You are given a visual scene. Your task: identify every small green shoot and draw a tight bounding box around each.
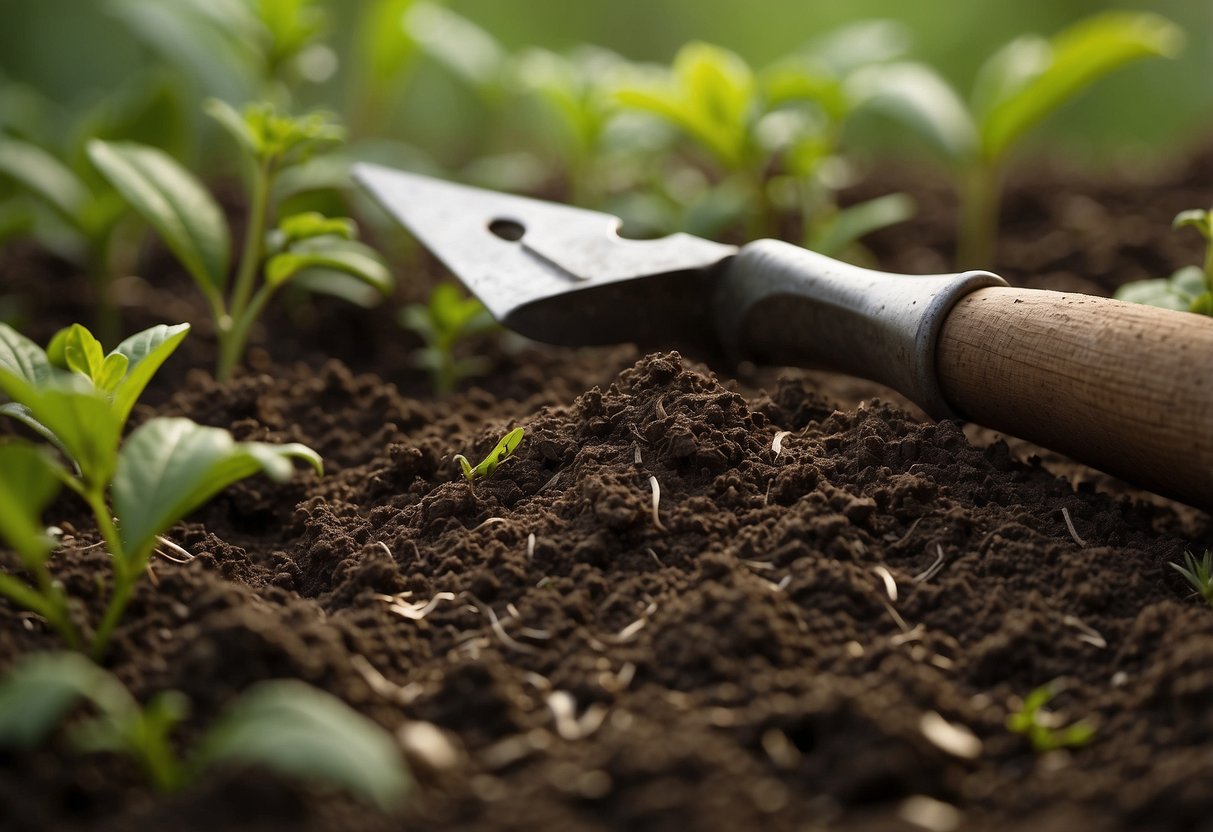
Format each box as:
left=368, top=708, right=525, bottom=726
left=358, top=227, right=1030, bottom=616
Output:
left=1170, top=550, right=1213, bottom=606
left=1006, top=682, right=1097, bottom=753
left=88, top=100, right=392, bottom=381
left=1115, top=208, right=1213, bottom=316
left=0, top=652, right=410, bottom=808
left=856, top=11, right=1182, bottom=266
left=400, top=283, right=498, bottom=396
left=0, top=322, right=322, bottom=657
left=454, top=427, right=524, bottom=482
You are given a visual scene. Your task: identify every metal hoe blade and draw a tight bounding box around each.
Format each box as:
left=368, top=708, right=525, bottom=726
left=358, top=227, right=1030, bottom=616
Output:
left=353, top=164, right=737, bottom=344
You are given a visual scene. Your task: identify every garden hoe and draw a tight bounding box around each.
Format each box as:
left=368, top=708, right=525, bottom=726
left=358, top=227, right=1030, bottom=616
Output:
left=354, top=165, right=1213, bottom=512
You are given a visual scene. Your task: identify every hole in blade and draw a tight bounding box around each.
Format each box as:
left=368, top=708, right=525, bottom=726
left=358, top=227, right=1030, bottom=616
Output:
left=488, top=218, right=525, bottom=241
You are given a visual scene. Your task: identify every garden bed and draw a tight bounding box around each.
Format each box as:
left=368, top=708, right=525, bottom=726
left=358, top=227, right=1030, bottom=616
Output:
left=1, top=145, right=1211, bottom=832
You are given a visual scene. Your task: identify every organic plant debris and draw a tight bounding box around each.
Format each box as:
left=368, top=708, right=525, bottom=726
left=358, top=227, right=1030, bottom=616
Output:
left=1, top=148, right=1211, bottom=831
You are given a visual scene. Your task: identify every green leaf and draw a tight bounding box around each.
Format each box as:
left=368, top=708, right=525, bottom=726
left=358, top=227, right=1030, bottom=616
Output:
left=458, top=427, right=524, bottom=481
left=0, top=370, right=122, bottom=487
left=808, top=193, right=915, bottom=257
left=87, top=140, right=231, bottom=293
left=62, top=324, right=106, bottom=382
left=96, top=353, right=130, bottom=394
left=197, top=679, right=411, bottom=810
left=1115, top=265, right=1206, bottom=313
left=356, top=0, right=420, bottom=85
left=405, top=2, right=505, bottom=93
left=1173, top=209, right=1212, bottom=239
left=0, top=323, right=54, bottom=387
left=0, top=136, right=91, bottom=230
left=0, top=653, right=124, bottom=750
left=111, top=418, right=321, bottom=564
left=0, top=441, right=63, bottom=566
left=276, top=212, right=356, bottom=245
left=848, top=62, right=978, bottom=161
left=203, top=98, right=257, bottom=160
left=975, top=12, right=1183, bottom=162
left=110, top=323, right=190, bottom=427
left=265, top=239, right=392, bottom=294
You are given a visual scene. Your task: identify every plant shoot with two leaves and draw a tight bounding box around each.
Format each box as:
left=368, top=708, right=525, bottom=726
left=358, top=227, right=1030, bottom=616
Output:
left=454, top=427, right=524, bottom=483
left=88, top=100, right=392, bottom=381
left=0, top=321, right=322, bottom=657
left=400, top=283, right=498, bottom=396
left=1115, top=208, right=1213, bottom=316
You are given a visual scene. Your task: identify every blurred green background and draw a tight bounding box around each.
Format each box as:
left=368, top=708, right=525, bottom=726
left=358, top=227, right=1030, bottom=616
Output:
left=2, top=0, right=1209, bottom=165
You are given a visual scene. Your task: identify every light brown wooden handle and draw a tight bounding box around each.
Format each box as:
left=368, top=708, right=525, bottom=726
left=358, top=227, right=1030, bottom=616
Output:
left=937, top=287, right=1213, bottom=511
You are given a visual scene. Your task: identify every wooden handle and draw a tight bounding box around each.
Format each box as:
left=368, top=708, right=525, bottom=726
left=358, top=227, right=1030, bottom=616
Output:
left=937, top=287, right=1213, bottom=511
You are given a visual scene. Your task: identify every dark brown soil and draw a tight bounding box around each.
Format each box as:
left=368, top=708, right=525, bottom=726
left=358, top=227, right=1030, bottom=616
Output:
left=1, top=144, right=1211, bottom=832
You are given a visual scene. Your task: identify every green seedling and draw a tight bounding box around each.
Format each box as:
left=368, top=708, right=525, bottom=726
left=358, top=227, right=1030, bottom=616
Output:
left=400, top=283, right=498, bottom=396
left=612, top=30, right=914, bottom=255
left=1006, top=681, right=1097, bottom=753
left=454, top=427, right=524, bottom=483
left=0, top=321, right=322, bottom=657
left=1170, top=549, right=1213, bottom=606
left=0, top=652, right=410, bottom=808
left=1115, top=208, right=1213, bottom=316
left=89, top=100, right=392, bottom=381
left=854, top=11, right=1182, bottom=266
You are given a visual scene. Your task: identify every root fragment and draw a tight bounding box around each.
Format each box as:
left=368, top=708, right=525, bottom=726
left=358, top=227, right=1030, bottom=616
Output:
left=873, top=565, right=898, bottom=601
left=527, top=532, right=536, bottom=559
left=1063, top=614, right=1106, bottom=648
left=154, top=535, right=195, bottom=564
left=375, top=591, right=456, bottom=620
left=648, top=476, right=666, bottom=531
left=771, top=431, right=792, bottom=458
left=913, top=545, right=947, bottom=583
left=1061, top=507, right=1087, bottom=547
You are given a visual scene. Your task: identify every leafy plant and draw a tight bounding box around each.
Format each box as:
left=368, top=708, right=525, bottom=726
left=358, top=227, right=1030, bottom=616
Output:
left=1115, top=208, right=1213, bottom=315
left=853, top=11, right=1182, bottom=266
left=400, top=283, right=498, bottom=396
left=1170, top=549, right=1213, bottom=606
left=454, top=427, right=524, bottom=482
left=1006, top=682, right=1096, bottom=753
left=88, top=100, right=392, bottom=381
left=0, top=321, right=322, bottom=656
left=0, top=652, right=411, bottom=808
left=612, top=31, right=914, bottom=255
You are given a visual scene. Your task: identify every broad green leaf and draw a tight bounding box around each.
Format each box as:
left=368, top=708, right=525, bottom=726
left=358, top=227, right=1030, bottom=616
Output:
left=848, top=62, right=977, bottom=162
left=203, top=98, right=257, bottom=160
left=62, top=325, right=106, bottom=382
left=0, top=136, right=90, bottom=229
left=808, top=193, right=916, bottom=258
left=198, top=679, right=411, bottom=810
left=976, top=12, right=1183, bottom=162
left=265, top=239, right=392, bottom=294
left=1173, top=209, right=1212, bottom=239
left=0, top=653, right=127, bottom=750
left=405, top=2, right=505, bottom=93
left=1115, top=265, right=1207, bottom=313
left=45, top=327, right=70, bottom=370
left=796, top=20, right=910, bottom=76
left=96, top=353, right=130, bottom=393
left=87, top=140, right=231, bottom=293
left=256, top=0, right=326, bottom=68
left=0, top=373, right=123, bottom=487
left=111, top=323, right=190, bottom=427
left=0, top=441, right=63, bottom=565
left=0, top=323, right=53, bottom=387
left=356, top=0, right=420, bottom=84
left=112, top=418, right=321, bottom=563
left=277, top=212, right=356, bottom=244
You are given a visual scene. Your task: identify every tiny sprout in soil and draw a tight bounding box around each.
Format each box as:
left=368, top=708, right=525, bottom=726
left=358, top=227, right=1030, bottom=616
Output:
left=87, top=100, right=392, bottom=382
left=454, top=427, right=524, bottom=482
left=1006, top=682, right=1097, bottom=753
left=1170, top=550, right=1213, bottom=606
left=0, top=652, right=410, bottom=808
left=0, top=321, right=321, bottom=657
left=1116, top=207, right=1213, bottom=315
left=400, top=283, right=499, bottom=396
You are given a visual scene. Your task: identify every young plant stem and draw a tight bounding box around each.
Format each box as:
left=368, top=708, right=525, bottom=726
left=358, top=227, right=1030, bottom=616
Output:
left=217, top=281, right=279, bottom=381
left=218, top=160, right=274, bottom=381
left=957, top=162, right=1001, bottom=269
left=83, top=487, right=135, bottom=659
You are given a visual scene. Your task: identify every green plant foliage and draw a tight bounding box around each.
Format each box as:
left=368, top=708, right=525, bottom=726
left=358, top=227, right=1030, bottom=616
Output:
left=856, top=11, right=1182, bottom=266
left=0, top=653, right=411, bottom=806
left=401, top=283, right=498, bottom=396
left=1170, top=550, right=1213, bottom=606
left=1006, top=682, right=1097, bottom=753
left=453, top=427, right=524, bottom=482
left=1115, top=208, right=1213, bottom=315
left=0, top=322, right=321, bottom=657
left=89, top=101, right=390, bottom=381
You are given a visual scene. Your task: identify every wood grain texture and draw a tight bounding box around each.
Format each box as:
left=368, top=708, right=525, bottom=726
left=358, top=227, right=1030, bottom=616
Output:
left=937, top=287, right=1213, bottom=511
